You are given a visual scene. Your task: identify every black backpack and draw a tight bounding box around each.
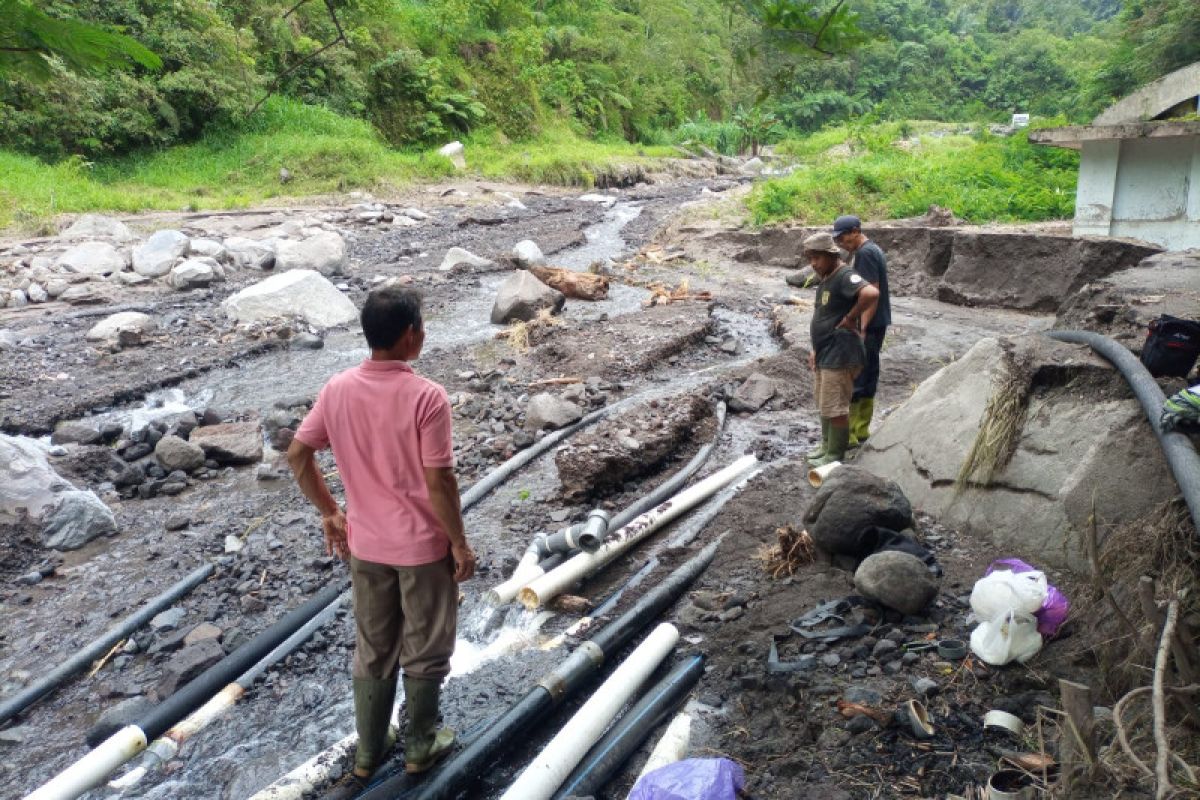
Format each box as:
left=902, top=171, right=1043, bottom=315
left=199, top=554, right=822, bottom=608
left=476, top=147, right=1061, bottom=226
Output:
left=1141, top=315, right=1200, bottom=378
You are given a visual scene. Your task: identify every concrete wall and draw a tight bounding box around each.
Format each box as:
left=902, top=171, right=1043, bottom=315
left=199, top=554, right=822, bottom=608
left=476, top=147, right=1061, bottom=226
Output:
left=1072, top=134, right=1200, bottom=250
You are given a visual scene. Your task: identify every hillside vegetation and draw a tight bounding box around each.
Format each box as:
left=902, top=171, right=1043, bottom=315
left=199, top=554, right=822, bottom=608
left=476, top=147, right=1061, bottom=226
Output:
left=0, top=0, right=1196, bottom=229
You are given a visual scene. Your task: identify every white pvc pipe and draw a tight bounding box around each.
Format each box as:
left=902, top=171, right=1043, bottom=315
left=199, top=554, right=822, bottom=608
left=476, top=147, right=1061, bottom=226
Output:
left=518, top=455, right=757, bottom=609
left=637, top=707, right=693, bottom=778
left=498, top=622, right=680, bottom=800
left=808, top=460, right=841, bottom=488
left=487, top=552, right=543, bottom=605
left=24, top=725, right=147, bottom=800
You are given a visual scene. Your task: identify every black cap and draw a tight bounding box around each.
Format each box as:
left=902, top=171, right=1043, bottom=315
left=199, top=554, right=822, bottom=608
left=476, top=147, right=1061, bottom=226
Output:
left=832, top=215, right=861, bottom=235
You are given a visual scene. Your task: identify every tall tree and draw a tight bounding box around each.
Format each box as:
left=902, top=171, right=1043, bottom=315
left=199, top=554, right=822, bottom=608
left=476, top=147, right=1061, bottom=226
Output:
left=0, top=0, right=160, bottom=80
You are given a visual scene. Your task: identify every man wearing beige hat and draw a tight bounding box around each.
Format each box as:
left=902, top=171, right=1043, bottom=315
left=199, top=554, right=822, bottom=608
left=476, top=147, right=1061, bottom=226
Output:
left=803, top=231, right=880, bottom=466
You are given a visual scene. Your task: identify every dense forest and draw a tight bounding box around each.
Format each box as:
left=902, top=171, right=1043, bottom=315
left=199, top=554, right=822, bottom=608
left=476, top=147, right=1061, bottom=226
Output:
left=2, top=0, right=1198, bottom=162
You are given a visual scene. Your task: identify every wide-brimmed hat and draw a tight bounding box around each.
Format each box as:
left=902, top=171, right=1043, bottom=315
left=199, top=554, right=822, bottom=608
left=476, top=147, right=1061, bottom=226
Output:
left=803, top=231, right=840, bottom=255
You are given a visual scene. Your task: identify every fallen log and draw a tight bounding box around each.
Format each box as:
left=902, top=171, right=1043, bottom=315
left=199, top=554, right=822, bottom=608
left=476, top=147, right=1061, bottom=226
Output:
left=530, top=265, right=610, bottom=300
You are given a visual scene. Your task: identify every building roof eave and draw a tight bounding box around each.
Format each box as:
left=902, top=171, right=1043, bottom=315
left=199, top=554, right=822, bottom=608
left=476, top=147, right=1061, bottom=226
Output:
left=1029, top=120, right=1200, bottom=150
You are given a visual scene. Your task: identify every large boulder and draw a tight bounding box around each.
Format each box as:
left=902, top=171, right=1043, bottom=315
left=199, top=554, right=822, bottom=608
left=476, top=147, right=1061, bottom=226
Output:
left=525, top=394, right=583, bottom=432
left=802, top=465, right=914, bottom=558
left=490, top=270, right=565, bottom=324
left=0, top=434, right=116, bottom=550
left=189, top=422, right=263, bottom=465
left=224, top=237, right=276, bottom=270
left=275, top=231, right=347, bottom=276
left=61, top=215, right=134, bottom=240
left=854, top=551, right=938, bottom=616
left=56, top=242, right=128, bottom=276
left=154, top=435, right=205, bottom=473
left=221, top=269, right=358, bottom=329
left=512, top=240, right=546, bottom=267
left=133, top=230, right=190, bottom=277
left=855, top=335, right=1179, bottom=569
left=85, top=311, right=158, bottom=344
left=728, top=373, right=777, bottom=413
left=188, top=238, right=227, bottom=261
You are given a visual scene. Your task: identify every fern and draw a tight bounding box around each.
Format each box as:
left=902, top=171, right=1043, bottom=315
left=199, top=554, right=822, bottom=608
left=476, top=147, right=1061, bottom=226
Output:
left=0, top=0, right=161, bottom=81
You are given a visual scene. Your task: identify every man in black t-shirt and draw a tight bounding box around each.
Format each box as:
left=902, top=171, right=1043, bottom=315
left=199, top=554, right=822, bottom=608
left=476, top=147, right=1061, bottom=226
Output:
left=832, top=215, right=891, bottom=446
left=804, top=232, right=880, bottom=467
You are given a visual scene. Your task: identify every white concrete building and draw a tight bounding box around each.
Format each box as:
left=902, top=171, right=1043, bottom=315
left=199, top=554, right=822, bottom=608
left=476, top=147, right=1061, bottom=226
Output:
left=1031, top=62, right=1200, bottom=251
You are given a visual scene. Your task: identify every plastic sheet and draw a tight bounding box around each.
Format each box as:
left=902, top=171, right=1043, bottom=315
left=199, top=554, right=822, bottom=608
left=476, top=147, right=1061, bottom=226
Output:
left=985, top=558, right=1069, bottom=637
left=627, top=757, right=745, bottom=800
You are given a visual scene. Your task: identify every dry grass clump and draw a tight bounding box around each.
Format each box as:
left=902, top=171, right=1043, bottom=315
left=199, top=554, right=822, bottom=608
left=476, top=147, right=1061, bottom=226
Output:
left=758, top=525, right=815, bottom=578
left=956, top=346, right=1033, bottom=491
left=495, top=308, right=563, bottom=353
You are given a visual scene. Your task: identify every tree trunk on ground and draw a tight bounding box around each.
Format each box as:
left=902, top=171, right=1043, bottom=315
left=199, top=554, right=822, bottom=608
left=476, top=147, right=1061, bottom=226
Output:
left=530, top=266, right=609, bottom=301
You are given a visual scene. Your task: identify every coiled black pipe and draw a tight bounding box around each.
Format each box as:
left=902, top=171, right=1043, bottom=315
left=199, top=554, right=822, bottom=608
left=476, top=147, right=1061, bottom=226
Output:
left=1047, top=330, right=1200, bottom=532
left=552, top=654, right=704, bottom=800
left=0, top=562, right=214, bottom=726
left=360, top=539, right=721, bottom=800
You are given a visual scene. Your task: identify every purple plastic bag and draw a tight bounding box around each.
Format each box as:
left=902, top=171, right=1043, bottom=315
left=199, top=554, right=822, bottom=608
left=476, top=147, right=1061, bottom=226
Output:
left=627, top=758, right=745, bottom=800
left=986, top=558, right=1069, bottom=637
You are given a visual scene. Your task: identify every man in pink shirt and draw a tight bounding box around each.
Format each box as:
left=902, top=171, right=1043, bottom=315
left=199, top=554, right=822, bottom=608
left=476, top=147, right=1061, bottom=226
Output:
left=287, top=285, right=475, bottom=789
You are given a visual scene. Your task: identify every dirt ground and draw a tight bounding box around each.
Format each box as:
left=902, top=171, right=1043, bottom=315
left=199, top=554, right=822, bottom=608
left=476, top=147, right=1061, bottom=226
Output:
left=0, top=173, right=1187, bottom=800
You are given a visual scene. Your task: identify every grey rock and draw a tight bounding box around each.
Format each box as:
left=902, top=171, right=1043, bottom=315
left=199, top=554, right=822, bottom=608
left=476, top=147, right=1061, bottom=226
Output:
left=291, top=332, right=324, bottom=350
left=438, top=140, right=466, bottom=170
left=27, top=283, right=47, bottom=303
left=168, top=257, right=218, bottom=290
left=188, top=238, right=227, bottom=261
left=151, top=607, right=186, bottom=631
left=42, top=491, right=117, bottom=550
left=275, top=231, right=347, bottom=276
left=86, top=696, right=155, bottom=747
left=803, top=465, right=914, bottom=557
left=525, top=393, right=583, bottom=432
left=240, top=595, right=267, bottom=614
left=165, top=514, right=190, bottom=531
left=491, top=270, right=565, bottom=324
left=50, top=421, right=102, bottom=446
left=133, top=230, right=190, bottom=277
left=854, top=551, right=938, bottom=616
left=871, top=639, right=899, bottom=659
left=440, top=246, right=492, bottom=272
left=0, top=724, right=30, bottom=746
left=62, top=215, right=134, bottom=240
left=56, top=242, right=128, bottom=276
left=845, top=714, right=877, bottom=735
left=157, top=639, right=225, bottom=697
left=222, top=270, right=358, bottom=329
left=512, top=240, right=546, bottom=267
left=728, top=372, right=777, bottom=413
left=85, top=311, right=158, bottom=344
left=912, top=677, right=939, bottom=697
left=8, top=289, right=27, bottom=307
left=189, top=421, right=263, bottom=465
left=223, top=237, right=276, bottom=270
left=154, top=435, right=206, bottom=473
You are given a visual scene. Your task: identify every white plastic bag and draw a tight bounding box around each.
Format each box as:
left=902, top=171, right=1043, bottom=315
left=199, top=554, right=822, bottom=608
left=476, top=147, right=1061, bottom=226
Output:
left=970, top=569, right=1048, bottom=619
left=970, top=609, right=1043, bottom=665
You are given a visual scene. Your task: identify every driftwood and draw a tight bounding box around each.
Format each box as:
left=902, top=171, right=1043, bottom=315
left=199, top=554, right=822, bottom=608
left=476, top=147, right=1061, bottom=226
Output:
left=529, top=265, right=609, bottom=300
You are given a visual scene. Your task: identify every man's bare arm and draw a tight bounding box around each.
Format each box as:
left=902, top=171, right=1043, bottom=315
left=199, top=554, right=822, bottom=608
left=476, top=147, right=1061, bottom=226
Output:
left=287, top=439, right=348, bottom=558
left=424, top=466, right=475, bottom=581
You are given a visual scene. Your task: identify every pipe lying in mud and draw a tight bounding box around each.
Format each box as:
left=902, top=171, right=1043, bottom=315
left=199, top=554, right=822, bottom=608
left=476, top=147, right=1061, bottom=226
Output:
left=363, top=539, right=722, bottom=800
left=1046, top=330, right=1200, bottom=532
left=108, top=591, right=348, bottom=792
left=0, top=562, right=214, bottom=727
left=518, top=454, right=758, bottom=610
left=486, top=401, right=728, bottom=606
left=24, top=582, right=346, bottom=800
left=552, top=653, right=704, bottom=800
left=637, top=706, right=694, bottom=779
left=500, top=622, right=681, bottom=800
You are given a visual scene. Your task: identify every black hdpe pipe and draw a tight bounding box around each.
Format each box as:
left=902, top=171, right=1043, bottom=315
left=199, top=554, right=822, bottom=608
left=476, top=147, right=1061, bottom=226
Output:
left=25, top=581, right=346, bottom=800
left=1047, top=330, right=1200, bottom=532
left=360, top=539, right=721, bottom=800
left=0, top=562, right=214, bottom=727
left=552, top=653, right=704, bottom=800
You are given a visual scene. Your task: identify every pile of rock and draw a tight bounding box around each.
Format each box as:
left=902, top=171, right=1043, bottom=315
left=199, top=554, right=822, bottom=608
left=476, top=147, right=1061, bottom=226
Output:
left=340, top=201, right=431, bottom=228
left=0, top=214, right=354, bottom=307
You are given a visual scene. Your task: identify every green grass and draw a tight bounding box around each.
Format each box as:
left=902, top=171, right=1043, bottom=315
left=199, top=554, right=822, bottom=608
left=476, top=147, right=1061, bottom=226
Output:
left=0, top=98, right=673, bottom=232
left=750, top=121, right=1079, bottom=226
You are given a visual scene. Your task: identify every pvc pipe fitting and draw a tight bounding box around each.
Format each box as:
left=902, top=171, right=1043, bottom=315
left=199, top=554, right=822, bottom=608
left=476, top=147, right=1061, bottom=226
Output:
left=904, top=700, right=934, bottom=739
left=937, top=639, right=967, bottom=660
left=987, top=769, right=1033, bottom=799
left=808, top=460, right=842, bottom=488
left=983, top=710, right=1025, bottom=737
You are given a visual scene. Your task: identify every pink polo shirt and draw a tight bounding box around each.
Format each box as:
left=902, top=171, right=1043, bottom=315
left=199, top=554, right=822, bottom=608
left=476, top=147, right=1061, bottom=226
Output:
left=294, top=359, right=455, bottom=566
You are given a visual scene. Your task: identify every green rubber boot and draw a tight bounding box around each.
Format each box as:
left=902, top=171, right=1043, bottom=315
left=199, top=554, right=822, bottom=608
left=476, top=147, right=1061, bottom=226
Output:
left=811, top=423, right=850, bottom=467
left=403, top=676, right=456, bottom=774
left=851, top=397, right=875, bottom=445
left=353, top=676, right=398, bottom=775
left=807, top=417, right=831, bottom=463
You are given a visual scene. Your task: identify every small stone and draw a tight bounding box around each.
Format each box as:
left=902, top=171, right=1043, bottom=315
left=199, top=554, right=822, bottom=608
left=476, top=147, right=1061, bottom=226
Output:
left=184, top=623, right=222, bottom=647
left=291, top=332, right=324, bottom=350
left=224, top=535, right=244, bottom=553
left=718, top=606, right=744, bottom=622
left=912, top=677, right=940, bottom=697
left=154, top=435, right=205, bottom=473
left=150, top=607, right=186, bottom=632
left=872, top=639, right=900, bottom=660
left=845, top=714, right=877, bottom=735
left=157, top=640, right=224, bottom=697
left=240, top=595, right=267, bottom=614
left=820, top=653, right=841, bottom=668
left=165, top=515, right=190, bottom=531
